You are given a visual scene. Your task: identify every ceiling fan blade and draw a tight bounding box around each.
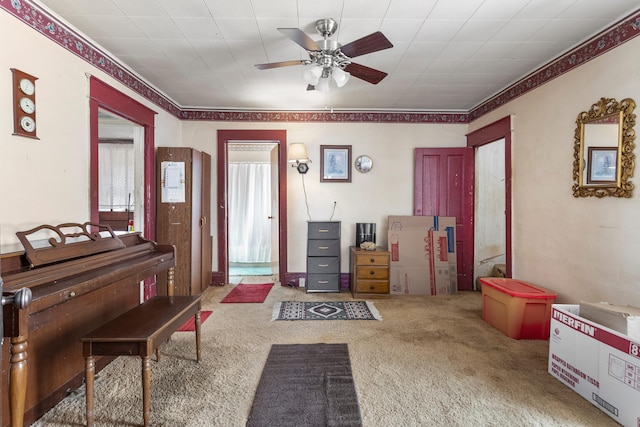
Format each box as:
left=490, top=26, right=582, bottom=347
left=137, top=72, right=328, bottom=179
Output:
left=278, top=28, right=321, bottom=51
left=344, top=63, right=388, bottom=85
left=340, top=31, right=393, bottom=58
left=254, top=60, right=306, bottom=70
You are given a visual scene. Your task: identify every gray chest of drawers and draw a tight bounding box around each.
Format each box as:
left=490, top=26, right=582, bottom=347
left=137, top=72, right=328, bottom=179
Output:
left=306, top=221, right=341, bottom=292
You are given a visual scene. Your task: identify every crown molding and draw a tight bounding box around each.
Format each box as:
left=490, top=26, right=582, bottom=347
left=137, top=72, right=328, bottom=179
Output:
left=3, top=2, right=639, bottom=124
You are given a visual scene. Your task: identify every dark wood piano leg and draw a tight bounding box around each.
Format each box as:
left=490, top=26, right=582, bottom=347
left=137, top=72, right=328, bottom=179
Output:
left=85, top=356, right=95, bottom=427
left=195, top=311, right=202, bottom=362
left=142, top=355, right=151, bottom=426
left=9, top=335, right=28, bottom=427
left=167, top=267, right=175, bottom=297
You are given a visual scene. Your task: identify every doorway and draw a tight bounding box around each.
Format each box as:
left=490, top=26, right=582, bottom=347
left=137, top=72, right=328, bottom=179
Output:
left=227, top=143, right=278, bottom=284
left=216, top=130, right=288, bottom=286
left=89, top=77, right=156, bottom=241
left=474, top=139, right=506, bottom=284
left=97, top=109, right=145, bottom=234
left=467, top=116, right=513, bottom=280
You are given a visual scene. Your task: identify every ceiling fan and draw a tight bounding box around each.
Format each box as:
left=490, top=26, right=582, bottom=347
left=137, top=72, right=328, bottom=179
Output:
left=255, top=18, right=393, bottom=92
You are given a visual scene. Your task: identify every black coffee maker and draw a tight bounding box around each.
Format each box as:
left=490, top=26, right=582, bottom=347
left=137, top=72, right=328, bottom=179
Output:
left=355, top=223, right=376, bottom=246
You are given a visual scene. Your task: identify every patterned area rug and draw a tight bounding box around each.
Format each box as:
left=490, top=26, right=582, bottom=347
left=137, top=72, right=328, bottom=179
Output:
left=272, top=301, right=382, bottom=321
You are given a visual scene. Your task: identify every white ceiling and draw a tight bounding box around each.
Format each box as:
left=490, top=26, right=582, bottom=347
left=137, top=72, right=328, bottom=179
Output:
left=36, top=0, right=640, bottom=112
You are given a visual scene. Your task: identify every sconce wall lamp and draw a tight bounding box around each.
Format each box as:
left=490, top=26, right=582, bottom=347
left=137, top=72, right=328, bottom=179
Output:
left=288, top=143, right=311, bottom=174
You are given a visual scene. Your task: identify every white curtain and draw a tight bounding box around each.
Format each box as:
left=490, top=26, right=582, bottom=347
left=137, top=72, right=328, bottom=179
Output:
left=98, top=142, right=134, bottom=211
left=228, top=163, right=272, bottom=263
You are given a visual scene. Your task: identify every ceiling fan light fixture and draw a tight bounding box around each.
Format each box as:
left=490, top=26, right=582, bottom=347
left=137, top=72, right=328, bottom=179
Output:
left=332, top=67, right=350, bottom=87
left=303, top=64, right=323, bottom=86
left=315, top=77, right=330, bottom=92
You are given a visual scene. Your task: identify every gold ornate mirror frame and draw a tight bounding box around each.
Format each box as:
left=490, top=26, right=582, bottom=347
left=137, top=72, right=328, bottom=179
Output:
left=573, top=97, right=636, bottom=198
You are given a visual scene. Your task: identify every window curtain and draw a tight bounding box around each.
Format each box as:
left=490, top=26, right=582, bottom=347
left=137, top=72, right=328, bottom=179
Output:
left=98, top=142, right=134, bottom=211
left=228, top=163, right=272, bottom=263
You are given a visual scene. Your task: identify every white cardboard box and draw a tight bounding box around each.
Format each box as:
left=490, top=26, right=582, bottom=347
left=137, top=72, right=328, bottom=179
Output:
left=548, top=304, right=640, bottom=427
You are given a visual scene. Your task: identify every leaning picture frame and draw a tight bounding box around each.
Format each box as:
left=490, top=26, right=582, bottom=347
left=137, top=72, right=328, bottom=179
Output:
left=320, top=145, right=352, bottom=182
left=587, top=147, right=618, bottom=184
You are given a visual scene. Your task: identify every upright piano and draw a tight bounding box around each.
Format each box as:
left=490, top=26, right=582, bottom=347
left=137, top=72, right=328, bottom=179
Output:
left=0, top=223, right=175, bottom=427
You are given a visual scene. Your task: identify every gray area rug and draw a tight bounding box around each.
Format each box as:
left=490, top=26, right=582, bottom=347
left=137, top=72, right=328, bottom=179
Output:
left=246, top=343, right=362, bottom=427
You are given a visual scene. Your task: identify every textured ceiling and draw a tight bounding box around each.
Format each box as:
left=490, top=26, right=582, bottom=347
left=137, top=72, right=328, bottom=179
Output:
left=36, top=0, right=640, bottom=112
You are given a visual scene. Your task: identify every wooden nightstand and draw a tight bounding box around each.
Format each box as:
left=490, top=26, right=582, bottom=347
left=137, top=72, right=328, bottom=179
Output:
left=349, top=246, right=390, bottom=298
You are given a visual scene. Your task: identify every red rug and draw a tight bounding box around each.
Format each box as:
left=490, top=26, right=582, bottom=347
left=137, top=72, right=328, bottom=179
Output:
left=221, top=283, right=273, bottom=303
left=177, top=310, right=212, bottom=332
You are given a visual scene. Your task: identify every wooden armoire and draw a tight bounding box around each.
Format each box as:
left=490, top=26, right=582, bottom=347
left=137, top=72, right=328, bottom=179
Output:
left=156, top=147, right=213, bottom=296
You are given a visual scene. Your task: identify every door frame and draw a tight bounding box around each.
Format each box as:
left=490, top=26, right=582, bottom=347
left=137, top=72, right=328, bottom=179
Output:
left=216, top=130, right=288, bottom=285
left=89, top=77, right=156, bottom=240
left=466, top=116, right=513, bottom=278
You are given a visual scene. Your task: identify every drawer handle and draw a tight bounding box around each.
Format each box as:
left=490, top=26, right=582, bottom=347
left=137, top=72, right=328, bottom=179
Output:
left=370, top=258, right=375, bottom=263
left=319, top=264, right=329, bottom=267
left=318, top=246, right=329, bottom=250
left=318, top=229, right=329, bottom=232
left=369, top=271, right=375, bottom=275
left=370, top=285, right=376, bottom=290
left=69, top=291, right=76, bottom=298
left=318, top=280, right=329, bottom=284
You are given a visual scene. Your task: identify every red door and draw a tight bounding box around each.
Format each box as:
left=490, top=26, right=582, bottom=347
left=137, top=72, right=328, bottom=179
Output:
left=414, top=148, right=474, bottom=291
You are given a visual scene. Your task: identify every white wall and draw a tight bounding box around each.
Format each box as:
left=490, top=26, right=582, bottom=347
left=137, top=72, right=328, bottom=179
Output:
left=181, top=121, right=468, bottom=273
left=468, top=36, right=640, bottom=305
left=0, top=11, right=181, bottom=248
left=4, top=6, right=640, bottom=307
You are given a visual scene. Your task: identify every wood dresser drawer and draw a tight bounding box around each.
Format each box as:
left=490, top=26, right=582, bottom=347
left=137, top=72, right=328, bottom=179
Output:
left=353, top=252, right=389, bottom=266
left=349, top=246, right=390, bottom=298
left=355, top=280, right=390, bottom=294
left=356, top=266, right=389, bottom=280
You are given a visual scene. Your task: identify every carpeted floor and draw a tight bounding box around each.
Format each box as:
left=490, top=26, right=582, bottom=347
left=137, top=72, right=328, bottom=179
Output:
left=247, top=343, right=362, bottom=427
left=33, top=284, right=619, bottom=427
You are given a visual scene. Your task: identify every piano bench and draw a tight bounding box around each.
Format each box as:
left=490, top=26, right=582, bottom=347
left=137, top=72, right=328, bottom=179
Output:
left=81, top=295, right=203, bottom=427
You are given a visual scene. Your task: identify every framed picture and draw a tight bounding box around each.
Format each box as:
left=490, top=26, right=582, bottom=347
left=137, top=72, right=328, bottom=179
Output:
left=320, top=145, right=351, bottom=182
left=587, top=147, right=617, bottom=184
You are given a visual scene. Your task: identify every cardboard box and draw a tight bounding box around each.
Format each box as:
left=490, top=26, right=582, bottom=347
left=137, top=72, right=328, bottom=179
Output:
left=480, top=278, right=557, bottom=339
left=579, top=301, right=640, bottom=340
left=387, top=216, right=456, bottom=295
left=427, top=229, right=451, bottom=295
left=433, top=216, right=458, bottom=293
left=389, top=265, right=428, bottom=294
left=549, top=304, right=640, bottom=427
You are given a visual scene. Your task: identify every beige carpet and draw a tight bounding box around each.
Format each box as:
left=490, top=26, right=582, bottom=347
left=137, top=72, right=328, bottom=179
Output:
left=34, top=285, right=617, bottom=427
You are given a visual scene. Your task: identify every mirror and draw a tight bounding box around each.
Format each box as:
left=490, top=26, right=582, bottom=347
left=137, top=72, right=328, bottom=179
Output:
left=573, top=97, right=636, bottom=198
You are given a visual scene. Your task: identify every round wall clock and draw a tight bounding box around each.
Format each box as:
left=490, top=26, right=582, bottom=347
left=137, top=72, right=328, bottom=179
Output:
left=20, top=97, right=35, bottom=114
left=19, top=78, right=35, bottom=96
left=355, top=155, right=373, bottom=173
left=20, top=116, right=36, bottom=133
left=11, top=68, right=38, bottom=138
